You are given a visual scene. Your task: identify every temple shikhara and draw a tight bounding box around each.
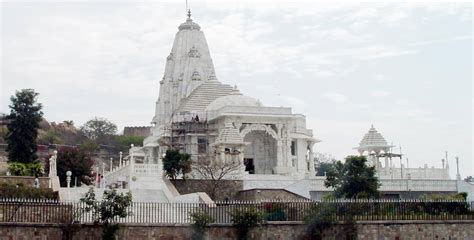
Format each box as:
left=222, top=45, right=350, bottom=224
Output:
left=82, top=11, right=469, bottom=203
left=143, top=11, right=318, bottom=177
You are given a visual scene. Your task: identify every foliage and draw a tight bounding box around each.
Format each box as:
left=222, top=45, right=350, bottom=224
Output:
left=304, top=202, right=336, bottom=240
left=0, top=125, right=8, bottom=140
left=37, top=128, right=64, bottom=145
left=230, top=207, right=265, bottom=240
left=325, top=155, right=380, bottom=199
left=114, top=135, right=144, bottom=152
left=190, top=211, right=215, bottom=240
left=316, top=161, right=336, bottom=176
left=46, top=147, right=94, bottom=187
left=78, top=139, right=99, bottom=153
left=6, top=89, right=43, bottom=164
left=81, top=188, right=132, bottom=240
left=80, top=117, right=117, bottom=141
left=8, top=162, right=43, bottom=176
left=418, top=192, right=468, bottom=201
left=263, top=203, right=287, bottom=221
left=0, top=182, right=58, bottom=199
left=163, top=149, right=192, bottom=180
left=191, top=157, right=242, bottom=199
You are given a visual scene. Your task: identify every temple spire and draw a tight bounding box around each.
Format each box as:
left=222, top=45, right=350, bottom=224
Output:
left=186, top=0, right=191, bottom=19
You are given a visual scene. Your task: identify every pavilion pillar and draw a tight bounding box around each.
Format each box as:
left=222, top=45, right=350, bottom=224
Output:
left=308, top=141, right=315, bottom=173
left=276, top=139, right=283, bottom=167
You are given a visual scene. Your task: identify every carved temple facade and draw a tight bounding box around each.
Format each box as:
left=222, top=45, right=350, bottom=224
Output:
left=141, top=13, right=319, bottom=178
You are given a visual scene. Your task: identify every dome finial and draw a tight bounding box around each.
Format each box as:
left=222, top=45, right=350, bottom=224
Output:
left=187, top=9, right=192, bottom=19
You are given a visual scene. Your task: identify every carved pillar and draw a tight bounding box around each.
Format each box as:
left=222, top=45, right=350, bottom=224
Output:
left=286, top=140, right=292, bottom=167
left=219, top=147, right=225, bottom=162
left=276, top=139, right=283, bottom=167
left=308, top=141, right=315, bottom=173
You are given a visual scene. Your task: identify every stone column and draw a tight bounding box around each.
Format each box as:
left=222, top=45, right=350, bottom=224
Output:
left=308, top=141, right=315, bottom=173
left=276, top=139, right=283, bottom=167
left=286, top=140, right=292, bottom=167
left=219, top=146, right=225, bottom=162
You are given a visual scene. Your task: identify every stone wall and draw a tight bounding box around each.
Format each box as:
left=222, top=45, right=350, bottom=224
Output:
left=358, top=221, right=474, bottom=240
left=171, top=179, right=243, bottom=200
left=0, top=176, right=50, bottom=189
left=123, top=126, right=151, bottom=137
left=1, top=221, right=473, bottom=240
left=236, top=189, right=308, bottom=201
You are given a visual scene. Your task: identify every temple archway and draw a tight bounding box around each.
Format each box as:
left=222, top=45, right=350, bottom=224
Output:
left=242, top=130, right=277, bottom=174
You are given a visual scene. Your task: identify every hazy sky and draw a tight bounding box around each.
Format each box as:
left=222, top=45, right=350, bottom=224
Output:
left=1, top=1, right=472, bottom=178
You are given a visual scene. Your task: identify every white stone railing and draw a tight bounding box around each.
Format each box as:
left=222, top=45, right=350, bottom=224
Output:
left=105, top=164, right=131, bottom=184
left=308, top=178, right=457, bottom=192
left=133, top=163, right=162, bottom=176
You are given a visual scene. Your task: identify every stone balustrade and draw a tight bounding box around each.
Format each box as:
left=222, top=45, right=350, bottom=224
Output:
left=133, top=164, right=162, bottom=176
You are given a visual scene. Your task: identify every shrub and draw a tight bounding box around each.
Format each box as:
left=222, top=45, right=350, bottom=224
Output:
left=263, top=203, right=286, bottom=221
left=230, top=207, right=265, bottom=240
left=304, top=202, right=336, bottom=240
left=80, top=188, right=132, bottom=240
left=190, top=211, right=215, bottom=240
left=8, top=162, right=43, bottom=176
left=0, top=182, right=58, bottom=199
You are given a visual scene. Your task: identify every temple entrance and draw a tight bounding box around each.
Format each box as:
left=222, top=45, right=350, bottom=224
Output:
left=243, top=130, right=277, bottom=174
left=244, top=158, right=255, bottom=174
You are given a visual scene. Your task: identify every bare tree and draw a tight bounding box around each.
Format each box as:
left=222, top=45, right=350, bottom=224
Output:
left=192, top=156, right=243, bottom=200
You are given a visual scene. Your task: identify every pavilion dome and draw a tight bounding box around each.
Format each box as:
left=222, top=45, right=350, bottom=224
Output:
left=205, top=95, right=262, bottom=112
left=358, top=125, right=389, bottom=149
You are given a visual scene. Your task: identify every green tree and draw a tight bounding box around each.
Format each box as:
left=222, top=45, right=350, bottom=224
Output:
left=80, top=117, right=117, bottom=141
left=6, top=89, right=43, bottom=163
left=114, top=135, right=144, bottom=152
left=325, top=155, right=380, bottom=199
left=316, top=161, right=336, bottom=176
left=47, top=147, right=94, bottom=187
left=81, top=188, right=132, bottom=240
left=163, top=149, right=191, bottom=180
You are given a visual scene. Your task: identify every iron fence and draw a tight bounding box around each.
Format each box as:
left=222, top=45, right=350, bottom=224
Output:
left=1, top=198, right=473, bottom=224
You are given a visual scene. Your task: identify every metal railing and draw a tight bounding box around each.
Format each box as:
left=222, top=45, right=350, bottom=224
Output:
left=1, top=198, right=473, bottom=224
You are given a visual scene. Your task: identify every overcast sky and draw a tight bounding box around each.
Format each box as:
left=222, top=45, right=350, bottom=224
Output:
left=1, top=1, right=472, bottom=178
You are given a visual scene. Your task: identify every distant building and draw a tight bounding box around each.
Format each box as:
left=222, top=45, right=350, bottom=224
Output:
left=123, top=126, right=151, bottom=138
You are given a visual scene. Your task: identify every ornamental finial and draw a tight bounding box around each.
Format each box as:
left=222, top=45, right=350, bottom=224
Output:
left=187, top=9, right=192, bottom=19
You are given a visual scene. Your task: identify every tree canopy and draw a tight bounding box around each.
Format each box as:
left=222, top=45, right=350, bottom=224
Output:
left=47, top=147, right=94, bottom=187
left=162, top=149, right=191, bottom=180
left=80, top=117, right=117, bottom=141
left=324, top=155, right=380, bottom=199
left=6, top=89, right=43, bottom=163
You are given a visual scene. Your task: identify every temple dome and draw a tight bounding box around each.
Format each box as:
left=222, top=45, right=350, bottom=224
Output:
left=178, top=18, right=201, bottom=31
left=206, top=95, right=262, bottom=112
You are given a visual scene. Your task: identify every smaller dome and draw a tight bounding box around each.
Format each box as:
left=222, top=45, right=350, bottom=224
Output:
left=206, top=95, right=262, bottom=112
left=178, top=19, right=201, bottom=31
left=359, top=125, right=389, bottom=148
